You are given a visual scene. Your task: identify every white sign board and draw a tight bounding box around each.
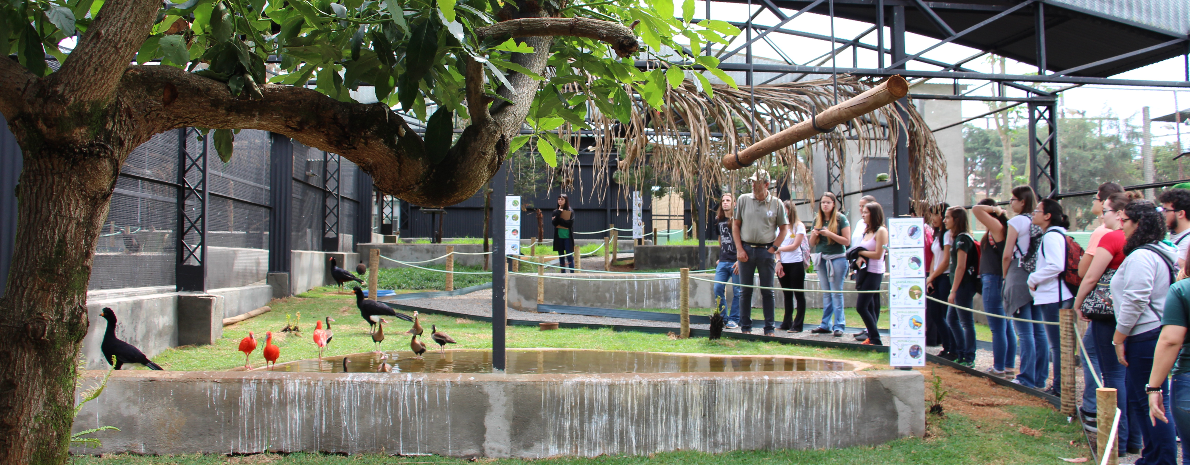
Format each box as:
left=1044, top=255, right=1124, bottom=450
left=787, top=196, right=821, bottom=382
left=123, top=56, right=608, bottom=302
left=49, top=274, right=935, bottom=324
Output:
left=632, top=191, right=643, bottom=239
left=888, top=248, right=926, bottom=278
left=888, top=217, right=926, bottom=367
left=888, top=218, right=926, bottom=249
left=505, top=196, right=521, bottom=255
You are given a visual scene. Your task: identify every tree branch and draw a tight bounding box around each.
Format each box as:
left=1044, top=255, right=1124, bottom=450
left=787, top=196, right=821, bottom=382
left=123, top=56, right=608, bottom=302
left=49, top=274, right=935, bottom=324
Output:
left=50, top=0, right=158, bottom=105
left=0, top=56, right=37, bottom=120
left=477, top=18, right=640, bottom=57
left=462, top=55, right=491, bottom=124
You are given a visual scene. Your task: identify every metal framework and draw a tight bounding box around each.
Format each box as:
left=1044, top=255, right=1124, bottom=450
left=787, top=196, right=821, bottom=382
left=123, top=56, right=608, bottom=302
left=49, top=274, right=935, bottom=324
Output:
left=322, top=152, right=341, bottom=251
left=1028, top=101, right=1059, bottom=198
left=177, top=128, right=208, bottom=292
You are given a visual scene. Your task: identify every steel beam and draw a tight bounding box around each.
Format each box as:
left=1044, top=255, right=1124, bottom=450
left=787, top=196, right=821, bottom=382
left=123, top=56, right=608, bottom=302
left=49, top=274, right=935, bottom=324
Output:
left=355, top=168, right=373, bottom=248
left=1028, top=102, right=1059, bottom=198
left=717, top=0, right=825, bottom=62
left=886, top=0, right=1034, bottom=70
left=1035, top=1, right=1046, bottom=74
left=268, top=133, right=292, bottom=274
left=707, top=62, right=1190, bottom=87
left=891, top=4, right=911, bottom=217
left=177, top=128, right=208, bottom=292
left=911, top=0, right=955, bottom=36
left=322, top=152, right=341, bottom=251
left=1054, top=38, right=1188, bottom=77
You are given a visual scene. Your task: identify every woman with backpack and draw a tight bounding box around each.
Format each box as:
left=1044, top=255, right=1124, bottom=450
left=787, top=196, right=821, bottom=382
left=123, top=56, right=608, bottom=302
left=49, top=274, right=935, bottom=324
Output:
left=925, top=202, right=957, bottom=359
left=853, top=202, right=888, bottom=346
left=776, top=199, right=808, bottom=332
left=1027, top=198, right=1075, bottom=396
left=945, top=206, right=979, bottom=367
left=1004, top=186, right=1047, bottom=389
left=1111, top=200, right=1178, bottom=464
left=972, top=198, right=1016, bottom=377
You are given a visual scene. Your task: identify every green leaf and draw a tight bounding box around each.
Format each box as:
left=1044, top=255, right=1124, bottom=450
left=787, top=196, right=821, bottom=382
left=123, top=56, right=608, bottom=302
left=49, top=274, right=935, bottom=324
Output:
left=544, top=132, right=577, bottom=155
left=423, top=105, right=454, bottom=164
left=682, top=0, right=694, bottom=23
left=702, top=19, right=740, bottom=36
left=160, top=35, right=190, bottom=66
left=611, top=86, right=632, bottom=123
left=708, top=66, right=737, bottom=89
left=694, top=72, right=713, bottom=98
left=384, top=0, right=407, bottom=33
left=437, top=0, right=456, bottom=23
left=213, top=128, right=235, bottom=163
left=210, top=2, right=234, bottom=42
left=482, top=59, right=515, bottom=93
left=665, top=66, right=684, bottom=89
left=638, top=20, right=660, bottom=50
left=370, top=30, right=396, bottom=67
left=45, top=6, right=76, bottom=36
left=350, top=25, right=365, bottom=60
left=508, top=134, right=531, bottom=153
left=399, top=18, right=440, bottom=109
left=192, top=2, right=214, bottom=34
left=492, top=38, right=534, bottom=54
left=556, top=106, right=589, bottom=129
left=18, top=25, right=45, bottom=77
left=536, top=138, right=557, bottom=167
left=488, top=57, right=543, bottom=80
left=535, top=117, right=564, bottom=131
left=136, top=36, right=161, bottom=64
left=654, top=0, right=673, bottom=21
left=695, top=55, right=719, bottom=68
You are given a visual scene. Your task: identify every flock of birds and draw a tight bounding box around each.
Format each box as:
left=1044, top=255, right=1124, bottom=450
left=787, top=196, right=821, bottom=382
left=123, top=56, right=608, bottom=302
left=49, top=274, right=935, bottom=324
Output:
left=97, top=257, right=458, bottom=372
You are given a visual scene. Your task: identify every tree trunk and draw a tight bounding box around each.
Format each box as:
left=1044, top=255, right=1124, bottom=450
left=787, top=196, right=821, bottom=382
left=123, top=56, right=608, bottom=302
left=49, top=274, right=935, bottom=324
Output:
left=0, top=147, right=121, bottom=464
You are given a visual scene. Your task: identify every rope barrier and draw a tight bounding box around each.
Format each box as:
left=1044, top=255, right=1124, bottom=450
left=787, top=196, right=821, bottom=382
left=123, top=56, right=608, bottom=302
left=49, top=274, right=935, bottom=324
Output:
left=1073, top=323, right=1102, bottom=389
left=383, top=257, right=494, bottom=275
left=451, top=250, right=493, bottom=255
left=379, top=253, right=453, bottom=265
left=1101, top=409, right=1122, bottom=465
left=688, top=275, right=884, bottom=294
left=508, top=272, right=679, bottom=282
left=573, top=228, right=614, bottom=235
left=507, top=255, right=714, bottom=275
left=924, top=295, right=1058, bottom=325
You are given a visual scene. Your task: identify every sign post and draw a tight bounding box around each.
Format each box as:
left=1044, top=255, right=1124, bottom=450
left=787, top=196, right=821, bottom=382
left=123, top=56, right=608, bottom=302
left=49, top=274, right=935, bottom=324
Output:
left=632, top=191, right=643, bottom=241
left=887, top=217, right=926, bottom=367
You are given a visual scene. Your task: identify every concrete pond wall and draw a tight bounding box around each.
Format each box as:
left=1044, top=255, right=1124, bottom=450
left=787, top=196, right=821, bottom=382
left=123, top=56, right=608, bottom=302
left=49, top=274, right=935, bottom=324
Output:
left=71, top=368, right=923, bottom=457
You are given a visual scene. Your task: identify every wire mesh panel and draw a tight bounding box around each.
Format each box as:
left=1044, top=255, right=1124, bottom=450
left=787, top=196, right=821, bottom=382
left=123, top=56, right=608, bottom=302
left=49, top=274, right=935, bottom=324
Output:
left=341, top=157, right=358, bottom=201
left=341, top=198, right=356, bottom=241
left=209, top=130, right=271, bottom=208
left=208, top=196, right=270, bottom=248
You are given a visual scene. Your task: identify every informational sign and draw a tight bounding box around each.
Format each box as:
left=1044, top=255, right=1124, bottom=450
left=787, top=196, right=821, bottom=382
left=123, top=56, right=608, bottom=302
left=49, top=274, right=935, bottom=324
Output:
left=632, top=191, right=644, bottom=239
left=505, top=196, right=521, bottom=255
left=888, top=217, right=926, bottom=367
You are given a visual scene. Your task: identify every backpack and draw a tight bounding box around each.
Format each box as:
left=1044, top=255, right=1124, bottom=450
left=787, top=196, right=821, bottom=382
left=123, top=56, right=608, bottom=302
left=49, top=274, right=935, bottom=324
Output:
left=1038, top=229, right=1085, bottom=291
left=958, top=232, right=981, bottom=292
left=1019, top=220, right=1046, bottom=272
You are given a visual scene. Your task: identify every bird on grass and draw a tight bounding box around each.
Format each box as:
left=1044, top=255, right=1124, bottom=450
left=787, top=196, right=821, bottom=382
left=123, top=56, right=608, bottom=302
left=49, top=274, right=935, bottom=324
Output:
left=410, top=335, right=427, bottom=359
left=405, top=311, right=423, bottom=337
left=353, top=286, right=412, bottom=334
left=709, top=309, right=724, bottom=340
left=99, top=308, right=163, bottom=370
left=238, top=332, right=258, bottom=369
left=356, top=261, right=368, bottom=278
left=324, top=317, right=335, bottom=345
left=372, top=318, right=387, bottom=352
left=430, top=325, right=456, bottom=354
left=313, top=320, right=329, bottom=359
left=262, top=332, right=280, bottom=370
left=329, top=257, right=364, bottom=290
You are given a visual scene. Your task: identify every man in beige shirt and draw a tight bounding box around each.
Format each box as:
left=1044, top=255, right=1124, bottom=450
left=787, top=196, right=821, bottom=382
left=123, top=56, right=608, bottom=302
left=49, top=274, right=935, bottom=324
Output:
left=732, top=169, right=789, bottom=336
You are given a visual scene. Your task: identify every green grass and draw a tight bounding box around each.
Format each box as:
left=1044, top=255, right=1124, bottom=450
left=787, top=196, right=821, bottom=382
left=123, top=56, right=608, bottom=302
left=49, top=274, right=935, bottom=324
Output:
left=519, top=241, right=608, bottom=257
left=373, top=264, right=491, bottom=291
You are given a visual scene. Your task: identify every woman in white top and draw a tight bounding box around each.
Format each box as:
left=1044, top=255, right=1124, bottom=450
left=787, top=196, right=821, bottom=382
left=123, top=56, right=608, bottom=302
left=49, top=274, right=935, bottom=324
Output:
left=1027, top=198, right=1074, bottom=396
left=776, top=200, right=807, bottom=332
left=1003, top=186, right=1047, bottom=390
left=854, top=202, right=888, bottom=345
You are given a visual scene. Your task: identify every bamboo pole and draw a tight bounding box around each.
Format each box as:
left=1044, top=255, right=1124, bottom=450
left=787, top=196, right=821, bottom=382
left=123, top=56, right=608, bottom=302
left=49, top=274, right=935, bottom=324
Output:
left=368, top=249, right=379, bottom=299
left=1060, top=308, right=1076, bottom=416
left=573, top=248, right=581, bottom=273
left=721, top=75, right=910, bottom=170
left=680, top=268, right=690, bottom=338
left=444, top=245, right=455, bottom=291
left=1097, top=388, right=1119, bottom=465
left=537, top=256, right=545, bottom=305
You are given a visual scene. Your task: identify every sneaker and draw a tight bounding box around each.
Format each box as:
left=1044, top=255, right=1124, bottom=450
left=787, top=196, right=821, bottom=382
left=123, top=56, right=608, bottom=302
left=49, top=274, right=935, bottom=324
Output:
left=811, top=327, right=832, bottom=334
left=1079, top=408, right=1098, bottom=433
left=725, top=321, right=739, bottom=329
left=853, top=331, right=868, bottom=340
left=1043, top=387, right=1061, bottom=397
left=833, top=330, right=844, bottom=337
left=763, top=330, right=776, bottom=337
left=938, top=351, right=958, bottom=361
left=984, top=367, right=1006, bottom=377
left=958, top=360, right=975, bottom=368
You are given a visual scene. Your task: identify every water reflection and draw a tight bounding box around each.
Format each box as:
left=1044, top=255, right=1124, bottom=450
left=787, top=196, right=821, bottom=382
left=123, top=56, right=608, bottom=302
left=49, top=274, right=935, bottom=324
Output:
left=266, top=350, right=854, bottom=374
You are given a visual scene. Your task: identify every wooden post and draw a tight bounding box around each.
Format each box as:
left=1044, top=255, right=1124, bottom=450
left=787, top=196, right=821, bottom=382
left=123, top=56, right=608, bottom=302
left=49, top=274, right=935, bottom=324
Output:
left=368, top=249, right=379, bottom=300
left=444, top=245, right=455, bottom=291
left=603, top=237, right=610, bottom=270
left=680, top=268, right=690, bottom=338
left=573, top=248, right=582, bottom=273
left=611, top=228, right=619, bottom=264
left=1097, top=388, right=1119, bottom=465
left=1060, top=308, right=1076, bottom=416
left=537, top=256, right=545, bottom=305
left=512, top=255, right=520, bottom=272
left=531, top=241, right=537, bottom=257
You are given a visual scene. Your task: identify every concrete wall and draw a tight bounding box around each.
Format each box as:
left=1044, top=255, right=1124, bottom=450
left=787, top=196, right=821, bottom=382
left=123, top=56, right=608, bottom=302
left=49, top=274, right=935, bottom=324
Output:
left=207, top=247, right=268, bottom=289
left=289, top=250, right=360, bottom=295
left=634, top=245, right=718, bottom=270
left=83, top=289, right=178, bottom=370
left=72, top=369, right=923, bottom=457
left=209, top=284, right=273, bottom=319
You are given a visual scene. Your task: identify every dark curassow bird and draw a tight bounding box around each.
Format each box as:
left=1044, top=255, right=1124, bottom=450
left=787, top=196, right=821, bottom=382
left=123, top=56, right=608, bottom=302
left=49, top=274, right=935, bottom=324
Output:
left=99, top=308, right=163, bottom=370
left=353, top=286, right=412, bottom=334
left=708, top=309, right=724, bottom=340
left=329, top=257, right=364, bottom=289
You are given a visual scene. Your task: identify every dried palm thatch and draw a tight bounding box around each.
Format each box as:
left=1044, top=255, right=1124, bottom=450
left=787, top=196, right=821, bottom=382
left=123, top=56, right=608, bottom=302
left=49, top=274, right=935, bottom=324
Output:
left=564, top=73, right=945, bottom=208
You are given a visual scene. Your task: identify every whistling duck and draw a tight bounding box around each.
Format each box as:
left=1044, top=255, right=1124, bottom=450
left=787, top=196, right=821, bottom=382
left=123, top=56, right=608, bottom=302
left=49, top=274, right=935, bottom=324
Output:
left=262, top=332, right=280, bottom=370
left=406, top=311, right=423, bottom=337
left=353, top=286, right=411, bottom=333
left=378, top=353, right=392, bottom=372
left=372, top=318, right=387, bottom=352
left=99, top=308, right=163, bottom=370
left=324, top=317, right=335, bottom=345
left=238, top=332, right=258, bottom=369
left=410, top=335, right=426, bottom=359
left=329, top=257, right=364, bottom=289
left=313, top=320, right=329, bottom=359
left=430, top=325, right=456, bottom=354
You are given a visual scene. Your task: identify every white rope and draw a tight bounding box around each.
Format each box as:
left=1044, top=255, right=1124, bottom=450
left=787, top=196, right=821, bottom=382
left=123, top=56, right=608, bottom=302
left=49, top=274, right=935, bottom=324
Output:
left=574, top=228, right=614, bottom=235
left=1101, top=409, right=1122, bottom=465
left=451, top=250, right=493, bottom=255
left=1074, top=323, right=1103, bottom=389
left=379, top=253, right=452, bottom=265
left=924, top=295, right=1058, bottom=325
left=509, top=272, right=678, bottom=281
left=380, top=255, right=493, bottom=275
left=508, top=255, right=715, bottom=275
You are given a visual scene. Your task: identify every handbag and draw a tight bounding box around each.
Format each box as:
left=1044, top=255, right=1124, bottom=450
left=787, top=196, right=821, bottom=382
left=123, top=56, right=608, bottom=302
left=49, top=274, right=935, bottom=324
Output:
left=1080, top=268, right=1117, bottom=322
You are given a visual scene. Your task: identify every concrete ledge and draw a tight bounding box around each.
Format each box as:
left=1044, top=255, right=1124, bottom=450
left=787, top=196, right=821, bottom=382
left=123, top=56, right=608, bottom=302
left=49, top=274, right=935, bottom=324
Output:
left=72, top=368, right=922, bottom=457
left=176, top=294, right=221, bottom=346
left=634, top=245, right=717, bottom=270
left=84, top=294, right=177, bottom=370
left=290, top=250, right=360, bottom=295
left=209, top=284, right=273, bottom=319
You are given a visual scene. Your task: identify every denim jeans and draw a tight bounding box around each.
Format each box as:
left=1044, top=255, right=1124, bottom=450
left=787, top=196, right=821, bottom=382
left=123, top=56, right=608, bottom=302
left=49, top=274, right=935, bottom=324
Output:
left=816, top=256, right=848, bottom=332
left=1081, top=323, right=1101, bottom=414
left=1036, top=300, right=1071, bottom=392
left=713, top=261, right=741, bottom=324
left=855, top=271, right=884, bottom=345
left=945, top=283, right=977, bottom=363
left=981, top=274, right=1016, bottom=371
left=1170, top=373, right=1190, bottom=464
left=1093, top=321, right=1134, bottom=454
left=738, top=246, right=776, bottom=333
left=1125, top=328, right=1177, bottom=464
left=1012, top=303, right=1048, bottom=389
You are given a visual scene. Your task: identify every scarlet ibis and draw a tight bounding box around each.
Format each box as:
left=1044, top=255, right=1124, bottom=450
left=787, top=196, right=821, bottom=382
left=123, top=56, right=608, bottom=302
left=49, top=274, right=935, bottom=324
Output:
left=262, top=332, right=280, bottom=370
left=329, top=257, right=364, bottom=289
left=410, top=335, right=426, bottom=359
left=99, top=308, right=163, bottom=370
left=313, top=320, right=329, bottom=359
left=352, top=286, right=412, bottom=333
left=430, top=325, right=456, bottom=354
left=238, top=331, right=258, bottom=369
left=372, top=318, right=387, bottom=352
left=405, top=311, right=423, bottom=337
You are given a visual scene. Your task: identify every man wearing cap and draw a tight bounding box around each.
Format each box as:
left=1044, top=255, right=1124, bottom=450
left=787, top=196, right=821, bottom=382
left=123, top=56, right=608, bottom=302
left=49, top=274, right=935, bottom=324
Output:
left=732, top=169, right=790, bottom=336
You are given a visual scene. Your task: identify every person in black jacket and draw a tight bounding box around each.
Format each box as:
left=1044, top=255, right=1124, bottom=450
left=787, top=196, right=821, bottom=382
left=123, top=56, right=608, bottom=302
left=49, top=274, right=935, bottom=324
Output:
left=552, top=194, right=576, bottom=273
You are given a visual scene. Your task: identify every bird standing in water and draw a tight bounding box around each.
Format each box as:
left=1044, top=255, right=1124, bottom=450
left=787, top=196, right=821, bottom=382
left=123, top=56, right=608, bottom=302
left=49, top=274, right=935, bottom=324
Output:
left=238, top=332, right=258, bottom=369
left=405, top=311, right=423, bottom=337
left=262, top=332, right=280, bottom=370
left=99, top=308, right=163, bottom=370
left=410, top=335, right=427, bottom=359
left=313, top=320, right=329, bottom=359
left=378, top=354, right=392, bottom=372
left=430, top=325, right=456, bottom=354
left=372, top=318, right=387, bottom=352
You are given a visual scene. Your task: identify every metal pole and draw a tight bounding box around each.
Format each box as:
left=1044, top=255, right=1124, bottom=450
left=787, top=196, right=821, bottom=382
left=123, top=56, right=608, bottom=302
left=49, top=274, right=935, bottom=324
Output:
left=491, top=163, right=507, bottom=371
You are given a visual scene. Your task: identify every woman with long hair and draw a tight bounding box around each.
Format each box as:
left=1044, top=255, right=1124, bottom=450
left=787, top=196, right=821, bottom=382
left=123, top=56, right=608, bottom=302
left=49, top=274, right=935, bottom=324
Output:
left=809, top=192, right=851, bottom=337
left=551, top=194, right=575, bottom=273
left=1027, top=198, right=1074, bottom=395
left=711, top=193, right=742, bottom=329
left=854, top=202, right=887, bottom=345
left=1111, top=200, right=1178, bottom=463
left=925, top=202, right=956, bottom=359
left=776, top=200, right=807, bottom=332
left=944, top=206, right=979, bottom=366
left=1146, top=217, right=1190, bottom=464
left=1004, top=186, right=1046, bottom=389
left=972, top=198, right=1016, bottom=376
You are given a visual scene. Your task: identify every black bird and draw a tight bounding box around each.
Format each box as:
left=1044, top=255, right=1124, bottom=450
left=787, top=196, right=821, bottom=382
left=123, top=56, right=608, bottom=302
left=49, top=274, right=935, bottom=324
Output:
left=353, top=286, right=412, bottom=334
left=709, top=309, right=724, bottom=340
left=99, top=308, right=163, bottom=370
left=356, top=261, right=368, bottom=278
left=329, top=257, right=364, bottom=289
